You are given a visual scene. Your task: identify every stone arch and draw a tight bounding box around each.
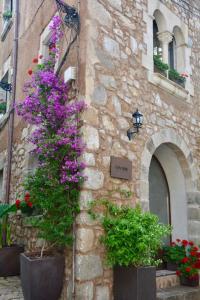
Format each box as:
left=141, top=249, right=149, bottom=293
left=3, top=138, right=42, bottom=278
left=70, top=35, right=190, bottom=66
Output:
left=140, top=129, right=198, bottom=240
left=173, top=26, right=186, bottom=73
left=140, top=128, right=197, bottom=207
left=153, top=9, right=167, bottom=32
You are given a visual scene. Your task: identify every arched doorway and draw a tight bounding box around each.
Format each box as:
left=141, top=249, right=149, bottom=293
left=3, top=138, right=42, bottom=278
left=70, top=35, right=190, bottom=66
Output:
left=149, top=155, right=171, bottom=244
left=140, top=129, right=198, bottom=241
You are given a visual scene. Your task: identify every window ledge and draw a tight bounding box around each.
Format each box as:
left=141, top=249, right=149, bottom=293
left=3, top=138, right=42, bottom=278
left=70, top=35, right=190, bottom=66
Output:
left=1, top=19, right=13, bottom=41
left=148, top=71, right=190, bottom=101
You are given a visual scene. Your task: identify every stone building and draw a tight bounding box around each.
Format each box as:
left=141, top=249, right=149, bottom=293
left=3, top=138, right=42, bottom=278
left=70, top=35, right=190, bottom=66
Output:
left=1, top=0, right=200, bottom=299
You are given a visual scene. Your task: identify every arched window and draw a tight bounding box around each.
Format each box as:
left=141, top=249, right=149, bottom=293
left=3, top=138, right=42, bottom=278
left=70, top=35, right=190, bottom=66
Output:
left=173, top=26, right=185, bottom=73
left=153, top=20, right=162, bottom=57
left=168, top=36, right=176, bottom=69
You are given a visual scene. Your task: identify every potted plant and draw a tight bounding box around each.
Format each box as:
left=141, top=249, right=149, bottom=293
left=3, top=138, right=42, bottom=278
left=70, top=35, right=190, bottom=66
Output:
left=16, top=15, right=85, bottom=300
left=0, top=102, right=7, bottom=115
left=168, top=68, right=186, bottom=87
left=2, top=10, right=12, bottom=21
left=89, top=200, right=171, bottom=300
left=153, top=54, right=169, bottom=76
left=0, top=203, right=24, bottom=276
left=175, top=241, right=200, bottom=286
left=163, top=239, right=187, bottom=270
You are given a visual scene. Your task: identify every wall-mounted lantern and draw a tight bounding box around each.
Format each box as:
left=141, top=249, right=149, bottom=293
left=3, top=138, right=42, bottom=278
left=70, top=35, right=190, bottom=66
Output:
left=127, top=109, right=143, bottom=141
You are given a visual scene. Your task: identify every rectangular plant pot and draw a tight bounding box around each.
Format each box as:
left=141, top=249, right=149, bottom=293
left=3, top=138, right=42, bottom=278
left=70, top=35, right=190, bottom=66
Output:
left=20, top=253, right=65, bottom=300
left=166, top=262, right=179, bottom=271
left=0, top=245, right=24, bottom=276
left=114, top=266, right=156, bottom=300
left=180, top=275, right=199, bottom=287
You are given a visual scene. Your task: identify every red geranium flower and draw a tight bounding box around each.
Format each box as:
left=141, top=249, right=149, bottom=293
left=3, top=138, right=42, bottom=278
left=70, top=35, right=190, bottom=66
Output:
left=27, top=202, right=33, bottom=208
left=189, top=241, right=194, bottom=246
left=186, top=267, right=191, bottom=272
left=24, top=191, right=30, bottom=202
left=197, top=252, right=200, bottom=258
left=28, top=69, right=33, bottom=75
left=170, top=242, right=176, bottom=246
left=176, top=239, right=181, bottom=243
left=191, top=251, right=197, bottom=257
left=192, top=246, right=198, bottom=252
left=15, top=199, right=21, bottom=208
left=32, top=58, right=38, bottom=64
left=181, top=257, right=189, bottom=263
left=182, top=240, right=188, bottom=246
left=194, top=261, right=200, bottom=269
left=176, top=270, right=181, bottom=276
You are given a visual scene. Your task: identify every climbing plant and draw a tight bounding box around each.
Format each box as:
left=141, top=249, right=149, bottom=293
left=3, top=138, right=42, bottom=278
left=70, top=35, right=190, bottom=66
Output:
left=17, top=16, right=86, bottom=247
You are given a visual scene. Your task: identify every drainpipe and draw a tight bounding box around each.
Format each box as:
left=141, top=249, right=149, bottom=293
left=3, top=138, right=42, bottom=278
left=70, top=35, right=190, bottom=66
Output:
left=5, top=0, right=20, bottom=204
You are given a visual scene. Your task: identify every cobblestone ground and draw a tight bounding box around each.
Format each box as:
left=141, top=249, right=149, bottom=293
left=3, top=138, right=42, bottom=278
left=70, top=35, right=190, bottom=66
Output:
left=0, top=277, right=23, bottom=300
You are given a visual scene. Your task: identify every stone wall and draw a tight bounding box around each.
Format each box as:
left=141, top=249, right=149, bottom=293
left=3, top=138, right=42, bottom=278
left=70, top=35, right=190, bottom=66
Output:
left=75, top=0, right=200, bottom=299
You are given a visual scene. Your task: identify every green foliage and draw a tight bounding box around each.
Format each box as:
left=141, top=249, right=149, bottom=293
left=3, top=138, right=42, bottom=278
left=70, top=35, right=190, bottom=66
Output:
left=24, top=163, right=80, bottom=247
left=89, top=200, right=171, bottom=267
left=0, top=203, right=17, bottom=247
left=168, top=69, right=185, bottom=84
left=0, top=102, right=7, bottom=114
left=2, top=10, right=12, bottom=20
left=163, top=244, right=185, bottom=263
left=153, top=55, right=169, bottom=72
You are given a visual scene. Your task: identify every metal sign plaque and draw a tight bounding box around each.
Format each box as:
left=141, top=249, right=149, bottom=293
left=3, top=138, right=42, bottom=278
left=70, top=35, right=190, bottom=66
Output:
left=110, top=156, right=132, bottom=180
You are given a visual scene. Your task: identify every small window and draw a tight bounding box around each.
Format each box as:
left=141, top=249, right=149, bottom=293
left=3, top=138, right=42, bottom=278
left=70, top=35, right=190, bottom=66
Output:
left=27, top=153, right=39, bottom=175
left=153, top=20, right=162, bottom=57
left=0, top=71, right=10, bottom=119
left=2, top=0, right=13, bottom=25
left=39, top=16, right=60, bottom=71
left=168, top=37, right=176, bottom=70
left=0, top=170, right=4, bottom=202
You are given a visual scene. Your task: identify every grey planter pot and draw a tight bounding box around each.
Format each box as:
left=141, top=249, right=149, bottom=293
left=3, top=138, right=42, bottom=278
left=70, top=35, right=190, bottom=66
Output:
left=0, top=245, right=24, bottom=276
left=20, top=253, right=65, bottom=300
left=114, top=266, right=156, bottom=300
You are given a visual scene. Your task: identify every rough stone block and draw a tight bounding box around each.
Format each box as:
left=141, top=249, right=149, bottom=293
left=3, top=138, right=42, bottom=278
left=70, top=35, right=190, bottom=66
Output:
left=92, top=85, right=107, bottom=106
left=96, top=285, right=110, bottom=300
left=83, top=126, right=99, bottom=150
left=76, top=228, right=94, bottom=252
left=84, top=168, right=104, bottom=190
left=76, top=255, right=103, bottom=280
left=76, top=282, right=93, bottom=300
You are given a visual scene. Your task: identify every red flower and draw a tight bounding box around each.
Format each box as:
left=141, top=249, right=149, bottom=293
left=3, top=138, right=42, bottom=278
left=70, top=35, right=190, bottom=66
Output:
left=181, top=257, right=189, bottom=263
left=190, top=251, right=197, bottom=257
left=192, top=246, right=198, bottom=252
left=28, top=69, right=33, bottom=75
left=186, top=267, right=191, bottom=272
left=189, top=241, right=194, bottom=246
left=197, top=252, right=200, bottom=258
left=176, top=270, right=181, bottom=276
left=15, top=199, right=21, bottom=208
left=182, top=240, right=188, bottom=246
left=27, top=201, right=33, bottom=208
left=194, top=261, right=200, bottom=269
left=32, top=58, right=38, bottom=63
left=24, top=191, right=30, bottom=202
left=39, top=54, right=43, bottom=59
left=170, top=242, right=176, bottom=246
left=176, top=239, right=181, bottom=243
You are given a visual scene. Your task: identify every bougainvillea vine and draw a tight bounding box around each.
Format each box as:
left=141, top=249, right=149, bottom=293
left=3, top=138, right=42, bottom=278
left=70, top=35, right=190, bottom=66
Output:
left=16, top=16, right=86, bottom=246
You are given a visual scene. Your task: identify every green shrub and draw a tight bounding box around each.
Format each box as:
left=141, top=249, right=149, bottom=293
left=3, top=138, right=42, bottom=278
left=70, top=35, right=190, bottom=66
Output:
left=24, top=165, right=80, bottom=247
left=168, top=68, right=185, bottom=84
left=153, top=55, right=169, bottom=72
left=89, top=200, right=171, bottom=267
left=0, top=102, right=7, bottom=114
